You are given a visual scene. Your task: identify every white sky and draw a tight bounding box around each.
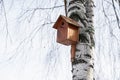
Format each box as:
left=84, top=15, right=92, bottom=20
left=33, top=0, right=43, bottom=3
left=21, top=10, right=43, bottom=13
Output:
left=0, top=0, right=120, bottom=80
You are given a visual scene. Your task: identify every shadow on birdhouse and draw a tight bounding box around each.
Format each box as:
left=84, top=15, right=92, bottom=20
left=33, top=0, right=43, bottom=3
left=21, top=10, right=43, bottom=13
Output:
left=53, top=15, right=80, bottom=46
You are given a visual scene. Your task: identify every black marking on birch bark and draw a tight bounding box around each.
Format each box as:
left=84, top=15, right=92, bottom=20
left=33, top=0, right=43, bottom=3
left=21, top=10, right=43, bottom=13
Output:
left=76, top=48, right=80, bottom=52
left=84, top=54, right=92, bottom=58
left=85, top=4, right=94, bottom=8
left=69, top=1, right=74, bottom=5
left=84, top=69, right=87, bottom=71
left=88, top=19, right=93, bottom=23
left=68, top=6, right=80, bottom=12
left=78, top=78, right=86, bottom=80
left=72, top=68, right=74, bottom=72
left=79, top=34, right=90, bottom=43
left=89, top=65, right=93, bottom=68
left=69, top=13, right=81, bottom=22
left=86, top=27, right=94, bottom=34
left=69, top=0, right=85, bottom=5
left=86, top=8, right=93, bottom=14
left=86, top=13, right=94, bottom=17
left=73, top=75, right=76, bottom=78
left=83, top=20, right=89, bottom=27
left=84, top=0, right=95, bottom=7
left=72, top=59, right=87, bottom=65
left=76, top=54, right=82, bottom=58
left=76, top=55, right=79, bottom=58
left=68, top=8, right=89, bottom=28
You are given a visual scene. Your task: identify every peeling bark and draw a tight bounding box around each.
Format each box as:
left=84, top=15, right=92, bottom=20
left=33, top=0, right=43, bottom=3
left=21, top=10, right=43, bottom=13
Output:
left=65, top=0, right=95, bottom=80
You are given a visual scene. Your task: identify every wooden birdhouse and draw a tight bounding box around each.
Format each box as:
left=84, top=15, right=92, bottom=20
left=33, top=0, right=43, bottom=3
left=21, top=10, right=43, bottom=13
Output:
left=53, top=15, right=80, bottom=46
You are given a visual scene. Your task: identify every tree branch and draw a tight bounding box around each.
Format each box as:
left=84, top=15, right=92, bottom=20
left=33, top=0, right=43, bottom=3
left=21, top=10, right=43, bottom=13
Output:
left=64, top=0, right=67, bottom=16
left=1, top=0, right=12, bottom=46
left=18, top=5, right=64, bottom=22
left=112, top=0, right=120, bottom=29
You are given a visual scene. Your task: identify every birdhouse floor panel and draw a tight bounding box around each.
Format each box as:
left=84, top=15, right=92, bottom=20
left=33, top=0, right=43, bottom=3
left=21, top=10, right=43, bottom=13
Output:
left=57, top=39, right=77, bottom=46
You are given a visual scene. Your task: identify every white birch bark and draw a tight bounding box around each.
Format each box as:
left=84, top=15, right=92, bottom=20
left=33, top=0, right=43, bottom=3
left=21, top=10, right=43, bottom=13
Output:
left=65, top=0, right=95, bottom=80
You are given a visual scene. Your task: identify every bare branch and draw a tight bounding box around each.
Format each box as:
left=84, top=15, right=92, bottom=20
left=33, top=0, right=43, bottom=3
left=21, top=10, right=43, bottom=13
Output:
left=102, top=0, right=120, bottom=41
left=1, top=21, right=55, bottom=63
left=0, top=0, right=2, bottom=4
left=112, top=0, right=120, bottom=29
left=34, top=5, right=64, bottom=10
left=18, top=5, right=64, bottom=22
left=115, top=0, right=120, bottom=7
left=1, top=0, right=12, bottom=46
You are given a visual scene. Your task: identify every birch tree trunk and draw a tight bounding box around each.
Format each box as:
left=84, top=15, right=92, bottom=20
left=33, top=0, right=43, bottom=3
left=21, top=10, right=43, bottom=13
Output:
left=65, top=0, right=95, bottom=80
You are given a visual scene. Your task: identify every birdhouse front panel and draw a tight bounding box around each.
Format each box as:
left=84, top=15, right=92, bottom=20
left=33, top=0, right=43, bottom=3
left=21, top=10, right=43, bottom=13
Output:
left=57, top=20, right=68, bottom=44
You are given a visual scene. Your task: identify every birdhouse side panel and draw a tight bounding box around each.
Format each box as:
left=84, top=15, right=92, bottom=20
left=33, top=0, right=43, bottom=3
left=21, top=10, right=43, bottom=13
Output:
left=67, top=24, right=79, bottom=43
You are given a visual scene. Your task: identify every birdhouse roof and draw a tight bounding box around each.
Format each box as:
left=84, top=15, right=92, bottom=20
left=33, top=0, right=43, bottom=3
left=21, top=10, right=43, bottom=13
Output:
left=53, top=15, right=80, bottom=29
